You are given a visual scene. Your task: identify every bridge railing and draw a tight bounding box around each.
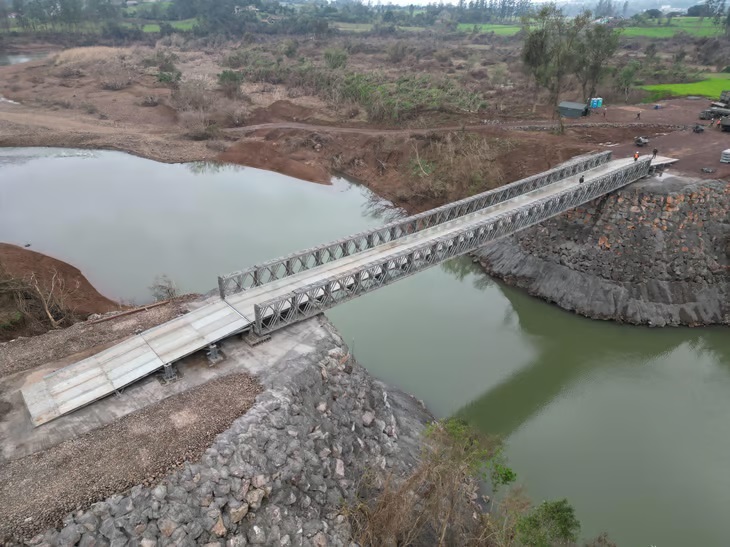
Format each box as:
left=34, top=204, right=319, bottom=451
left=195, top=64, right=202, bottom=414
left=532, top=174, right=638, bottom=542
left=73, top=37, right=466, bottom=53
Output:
left=218, top=151, right=612, bottom=298
left=252, top=158, right=650, bottom=335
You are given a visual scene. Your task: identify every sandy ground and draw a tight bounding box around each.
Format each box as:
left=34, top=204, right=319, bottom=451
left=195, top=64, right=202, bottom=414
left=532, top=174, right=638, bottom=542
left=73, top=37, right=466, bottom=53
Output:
left=0, top=373, right=261, bottom=541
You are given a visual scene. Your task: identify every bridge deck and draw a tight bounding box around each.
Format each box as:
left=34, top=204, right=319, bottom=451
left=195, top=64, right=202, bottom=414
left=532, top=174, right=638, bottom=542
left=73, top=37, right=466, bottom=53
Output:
left=22, top=155, right=659, bottom=426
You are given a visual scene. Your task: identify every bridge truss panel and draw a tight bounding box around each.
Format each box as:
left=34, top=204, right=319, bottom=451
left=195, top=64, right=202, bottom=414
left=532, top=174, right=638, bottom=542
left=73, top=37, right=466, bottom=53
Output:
left=218, top=151, right=613, bottom=297
left=252, top=158, right=650, bottom=335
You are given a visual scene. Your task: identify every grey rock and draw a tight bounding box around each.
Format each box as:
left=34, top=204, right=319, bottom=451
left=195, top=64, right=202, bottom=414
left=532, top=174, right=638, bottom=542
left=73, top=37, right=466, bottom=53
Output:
left=57, top=524, right=82, bottom=547
left=230, top=503, right=250, bottom=524
left=245, top=488, right=265, bottom=510
left=247, top=525, right=267, bottom=544
left=157, top=518, right=178, bottom=538
left=152, top=486, right=167, bottom=501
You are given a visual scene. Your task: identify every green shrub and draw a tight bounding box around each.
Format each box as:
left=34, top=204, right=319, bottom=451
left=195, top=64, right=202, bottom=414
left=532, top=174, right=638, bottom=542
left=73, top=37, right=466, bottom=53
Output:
left=324, top=48, right=348, bottom=69
left=217, top=70, right=244, bottom=98
left=281, top=39, right=299, bottom=58
left=157, top=70, right=181, bottom=87
left=516, top=499, right=581, bottom=546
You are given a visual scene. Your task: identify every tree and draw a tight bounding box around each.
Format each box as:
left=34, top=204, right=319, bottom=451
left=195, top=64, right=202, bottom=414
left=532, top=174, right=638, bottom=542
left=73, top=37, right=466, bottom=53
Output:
left=575, top=22, right=621, bottom=101
left=622, top=0, right=629, bottom=17
left=688, top=3, right=711, bottom=17
left=521, top=6, right=591, bottom=126
left=614, top=60, right=640, bottom=102
left=645, top=8, right=662, bottom=22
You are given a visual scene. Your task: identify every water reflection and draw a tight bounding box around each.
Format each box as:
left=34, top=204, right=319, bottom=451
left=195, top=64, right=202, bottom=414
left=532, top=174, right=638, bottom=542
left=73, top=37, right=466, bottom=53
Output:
left=458, top=281, right=729, bottom=436
left=186, top=160, right=241, bottom=176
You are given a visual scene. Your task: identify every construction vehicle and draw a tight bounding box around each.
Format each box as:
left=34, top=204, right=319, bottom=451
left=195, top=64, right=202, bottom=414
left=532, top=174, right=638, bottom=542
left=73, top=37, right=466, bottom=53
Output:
left=721, top=116, right=730, bottom=132
left=699, top=107, right=730, bottom=120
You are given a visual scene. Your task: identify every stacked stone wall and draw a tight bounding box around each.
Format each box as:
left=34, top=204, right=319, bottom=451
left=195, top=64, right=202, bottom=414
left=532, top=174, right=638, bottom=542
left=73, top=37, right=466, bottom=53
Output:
left=477, top=177, right=729, bottom=326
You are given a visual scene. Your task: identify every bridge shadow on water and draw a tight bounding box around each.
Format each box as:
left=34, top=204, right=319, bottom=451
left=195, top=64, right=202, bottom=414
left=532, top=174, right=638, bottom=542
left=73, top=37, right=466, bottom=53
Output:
left=446, top=259, right=730, bottom=438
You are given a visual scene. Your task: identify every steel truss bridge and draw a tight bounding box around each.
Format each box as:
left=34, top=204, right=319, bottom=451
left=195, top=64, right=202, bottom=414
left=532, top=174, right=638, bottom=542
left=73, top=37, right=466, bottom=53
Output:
left=23, top=152, right=672, bottom=426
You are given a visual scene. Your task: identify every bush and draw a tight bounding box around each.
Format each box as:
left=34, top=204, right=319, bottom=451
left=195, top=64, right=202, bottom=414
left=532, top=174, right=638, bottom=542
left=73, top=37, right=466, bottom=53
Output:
left=516, top=499, right=581, bottom=546
left=281, top=39, right=299, bottom=59
left=217, top=70, right=244, bottom=98
left=99, top=60, right=134, bottom=90
left=179, top=110, right=219, bottom=140
left=347, top=418, right=516, bottom=546
left=157, top=70, right=182, bottom=87
left=143, top=49, right=179, bottom=73
left=324, top=48, right=348, bottom=69
left=172, top=79, right=216, bottom=111
left=386, top=41, right=408, bottom=64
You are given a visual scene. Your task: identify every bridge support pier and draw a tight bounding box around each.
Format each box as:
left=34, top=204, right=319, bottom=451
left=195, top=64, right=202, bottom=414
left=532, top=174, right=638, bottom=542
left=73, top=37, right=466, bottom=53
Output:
left=162, top=363, right=178, bottom=384
left=206, top=343, right=223, bottom=366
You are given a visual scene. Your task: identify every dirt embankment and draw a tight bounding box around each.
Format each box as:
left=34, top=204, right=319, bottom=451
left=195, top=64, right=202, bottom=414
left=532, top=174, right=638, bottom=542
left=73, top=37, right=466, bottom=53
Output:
left=0, top=243, right=122, bottom=341
left=0, top=243, right=119, bottom=316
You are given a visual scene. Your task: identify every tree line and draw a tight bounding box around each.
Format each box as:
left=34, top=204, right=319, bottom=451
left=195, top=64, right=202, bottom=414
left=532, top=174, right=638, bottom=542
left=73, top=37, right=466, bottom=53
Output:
left=521, top=5, right=620, bottom=126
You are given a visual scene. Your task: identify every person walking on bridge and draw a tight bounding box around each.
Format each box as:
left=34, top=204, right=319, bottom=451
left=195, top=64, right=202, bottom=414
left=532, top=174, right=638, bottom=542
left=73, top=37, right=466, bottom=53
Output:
left=634, top=151, right=640, bottom=162
left=579, top=175, right=585, bottom=184
left=652, top=148, right=658, bottom=159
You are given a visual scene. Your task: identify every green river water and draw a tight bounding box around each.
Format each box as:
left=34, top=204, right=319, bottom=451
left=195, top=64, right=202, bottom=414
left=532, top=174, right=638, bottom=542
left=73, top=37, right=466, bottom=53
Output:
left=0, top=148, right=728, bottom=546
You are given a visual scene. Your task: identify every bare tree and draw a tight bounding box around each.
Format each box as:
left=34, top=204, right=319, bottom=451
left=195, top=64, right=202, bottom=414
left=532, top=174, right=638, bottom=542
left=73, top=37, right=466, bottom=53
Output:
left=149, top=274, right=179, bottom=301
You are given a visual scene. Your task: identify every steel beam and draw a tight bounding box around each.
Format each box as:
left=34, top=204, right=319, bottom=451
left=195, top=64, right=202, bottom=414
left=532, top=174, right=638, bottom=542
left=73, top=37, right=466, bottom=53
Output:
left=252, top=158, right=650, bottom=335
left=218, top=151, right=612, bottom=298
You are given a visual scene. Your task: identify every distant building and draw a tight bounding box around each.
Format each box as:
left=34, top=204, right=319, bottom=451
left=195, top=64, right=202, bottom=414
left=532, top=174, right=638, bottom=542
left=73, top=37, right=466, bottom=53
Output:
left=558, top=101, right=589, bottom=119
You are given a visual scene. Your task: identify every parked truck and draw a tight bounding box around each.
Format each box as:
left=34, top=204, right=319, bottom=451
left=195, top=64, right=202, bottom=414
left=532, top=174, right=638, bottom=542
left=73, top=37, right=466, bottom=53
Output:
left=721, top=116, right=730, bottom=132
left=699, top=107, right=730, bottom=120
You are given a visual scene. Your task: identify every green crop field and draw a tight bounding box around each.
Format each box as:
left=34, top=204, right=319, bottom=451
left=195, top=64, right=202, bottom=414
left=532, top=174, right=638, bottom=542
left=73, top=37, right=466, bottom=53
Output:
left=333, top=22, right=373, bottom=32
left=641, top=77, right=730, bottom=99
left=137, top=19, right=197, bottom=32
left=621, top=16, right=722, bottom=38
left=457, top=23, right=521, bottom=35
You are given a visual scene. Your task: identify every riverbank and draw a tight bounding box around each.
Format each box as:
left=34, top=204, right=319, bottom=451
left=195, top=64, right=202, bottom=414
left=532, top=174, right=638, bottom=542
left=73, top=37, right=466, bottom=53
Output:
left=477, top=174, right=730, bottom=326
left=1, top=315, right=434, bottom=545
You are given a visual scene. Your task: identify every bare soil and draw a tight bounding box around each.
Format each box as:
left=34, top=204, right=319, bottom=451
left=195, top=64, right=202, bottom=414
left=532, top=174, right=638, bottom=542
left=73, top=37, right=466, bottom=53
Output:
left=0, top=243, right=123, bottom=342
left=0, top=373, right=261, bottom=542
left=0, top=243, right=119, bottom=316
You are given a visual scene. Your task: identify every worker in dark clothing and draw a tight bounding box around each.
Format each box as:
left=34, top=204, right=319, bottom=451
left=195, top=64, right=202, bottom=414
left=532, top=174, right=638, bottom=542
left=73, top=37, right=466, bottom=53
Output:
left=652, top=148, right=658, bottom=159
left=579, top=175, right=585, bottom=184
left=636, top=112, right=641, bottom=119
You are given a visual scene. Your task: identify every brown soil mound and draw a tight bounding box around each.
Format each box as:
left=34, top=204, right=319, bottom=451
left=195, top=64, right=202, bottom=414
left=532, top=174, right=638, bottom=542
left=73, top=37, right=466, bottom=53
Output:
left=218, top=139, right=331, bottom=184
left=0, top=243, right=119, bottom=316
left=246, top=99, right=318, bottom=125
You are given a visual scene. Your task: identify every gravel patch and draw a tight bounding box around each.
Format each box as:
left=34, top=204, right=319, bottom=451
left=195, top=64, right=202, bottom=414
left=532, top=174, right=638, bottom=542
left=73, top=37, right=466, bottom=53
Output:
left=0, top=373, right=261, bottom=541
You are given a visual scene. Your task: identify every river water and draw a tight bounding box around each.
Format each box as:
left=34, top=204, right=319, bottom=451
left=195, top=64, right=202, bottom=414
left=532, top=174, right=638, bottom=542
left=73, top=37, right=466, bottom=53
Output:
left=0, top=52, right=47, bottom=66
left=1, top=148, right=728, bottom=546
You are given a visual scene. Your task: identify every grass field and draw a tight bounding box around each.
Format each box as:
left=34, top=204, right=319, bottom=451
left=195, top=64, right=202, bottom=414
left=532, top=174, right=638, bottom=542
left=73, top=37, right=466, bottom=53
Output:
left=622, top=16, right=723, bottom=38
left=138, top=19, right=196, bottom=32
left=457, top=23, right=521, bottom=35
left=333, top=22, right=373, bottom=32
left=641, top=77, right=730, bottom=99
